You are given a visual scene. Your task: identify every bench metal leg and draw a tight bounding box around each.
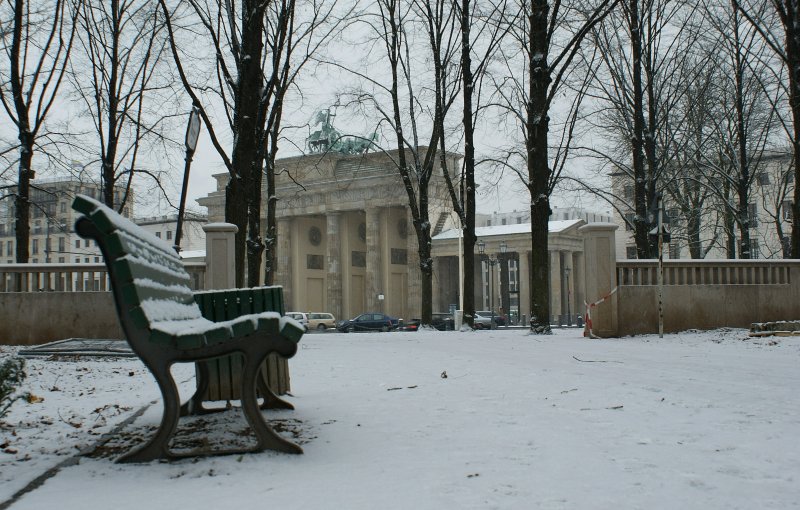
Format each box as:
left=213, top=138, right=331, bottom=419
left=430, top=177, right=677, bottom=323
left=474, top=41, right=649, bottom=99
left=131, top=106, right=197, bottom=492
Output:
left=118, top=359, right=180, bottom=463
left=257, top=373, right=295, bottom=410
left=241, top=352, right=303, bottom=455
left=180, top=361, right=221, bottom=416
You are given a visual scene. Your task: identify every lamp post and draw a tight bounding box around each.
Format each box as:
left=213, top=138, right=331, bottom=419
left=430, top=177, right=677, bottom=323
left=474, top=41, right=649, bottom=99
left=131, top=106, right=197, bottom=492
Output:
left=563, top=266, right=571, bottom=326
left=175, top=106, right=201, bottom=253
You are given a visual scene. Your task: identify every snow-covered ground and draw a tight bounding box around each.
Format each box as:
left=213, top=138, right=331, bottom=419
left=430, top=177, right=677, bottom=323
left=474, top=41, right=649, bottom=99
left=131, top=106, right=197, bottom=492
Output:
left=1, top=327, right=798, bottom=509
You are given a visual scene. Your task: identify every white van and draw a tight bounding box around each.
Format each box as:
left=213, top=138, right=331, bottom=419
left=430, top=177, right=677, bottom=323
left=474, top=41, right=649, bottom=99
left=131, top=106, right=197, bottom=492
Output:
left=285, top=312, right=309, bottom=331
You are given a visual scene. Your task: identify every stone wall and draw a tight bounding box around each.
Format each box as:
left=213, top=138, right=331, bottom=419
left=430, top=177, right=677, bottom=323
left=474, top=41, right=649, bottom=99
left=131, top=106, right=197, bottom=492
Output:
left=0, top=292, right=123, bottom=345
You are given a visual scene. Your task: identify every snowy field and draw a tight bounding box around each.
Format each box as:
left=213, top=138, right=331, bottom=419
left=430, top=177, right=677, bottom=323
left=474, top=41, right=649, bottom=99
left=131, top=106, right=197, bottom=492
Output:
left=1, top=327, right=798, bottom=509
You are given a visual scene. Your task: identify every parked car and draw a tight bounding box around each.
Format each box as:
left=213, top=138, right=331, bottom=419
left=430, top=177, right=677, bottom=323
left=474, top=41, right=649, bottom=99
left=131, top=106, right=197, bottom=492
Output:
left=472, top=312, right=493, bottom=329
left=307, top=312, right=336, bottom=331
left=476, top=310, right=506, bottom=327
left=336, top=313, right=400, bottom=332
left=431, top=313, right=456, bottom=331
left=401, top=314, right=456, bottom=331
left=285, top=312, right=309, bottom=331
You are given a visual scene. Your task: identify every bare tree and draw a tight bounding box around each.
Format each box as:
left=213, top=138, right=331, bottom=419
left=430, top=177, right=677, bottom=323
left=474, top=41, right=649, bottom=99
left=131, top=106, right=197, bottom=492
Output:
left=159, top=0, right=273, bottom=287
left=696, top=0, right=778, bottom=259
left=328, top=0, right=461, bottom=325
left=454, top=0, right=512, bottom=328
left=70, top=0, right=170, bottom=212
left=490, top=0, right=617, bottom=333
left=733, top=0, right=800, bottom=257
left=0, top=0, right=77, bottom=263
left=259, top=0, right=352, bottom=286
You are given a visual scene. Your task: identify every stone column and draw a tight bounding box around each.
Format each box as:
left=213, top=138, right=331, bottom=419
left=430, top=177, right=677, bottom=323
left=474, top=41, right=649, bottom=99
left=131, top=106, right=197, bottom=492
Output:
left=519, top=250, right=531, bottom=326
left=203, top=223, right=238, bottom=290
left=365, top=207, right=381, bottom=311
left=562, top=251, right=574, bottom=325
left=572, top=251, right=584, bottom=325
left=276, top=218, right=292, bottom=306
left=406, top=210, right=421, bottom=319
left=578, top=223, right=619, bottom=337
left=326, top=213, right=342, bottom=319
left=549, top=250, right=562, bottom=323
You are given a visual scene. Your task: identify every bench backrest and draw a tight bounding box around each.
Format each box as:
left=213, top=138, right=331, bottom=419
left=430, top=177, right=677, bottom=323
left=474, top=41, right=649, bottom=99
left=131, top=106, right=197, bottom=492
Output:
left=72, top=195, right=203, bottom=332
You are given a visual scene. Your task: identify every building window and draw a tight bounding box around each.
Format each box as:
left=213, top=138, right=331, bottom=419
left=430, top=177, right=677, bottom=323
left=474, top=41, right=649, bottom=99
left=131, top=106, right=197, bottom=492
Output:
left=75, top=239, right=80, bottom=248
left=0, top=224, right=4, bottom=236
left=626, top=246, right=637, bottom=259
left=5, top=241, right=11, bottom=256
left=95, top=257, right=100, bottom=263
left=58, top=257, right=65, bottom=263
left=667, top=208, right=681, bottom=225
left=751, top=239, right=760, bottom=259
left=166, top=231, right=173, bottom=240
left=32, top=239, right=38, bottom=254
left=75, top=257, right=80, bottom=263
left=668, top=243, right=680, bottom=259
left=33, top=220, right=42, bottom=235
left=501, top=218, right=507, bottom=225
left=84, top=257, right=90, bottom=263
left=782, top=200, right=793, bottom=221
left=623, top=185, right=634, bottom=200
left=624, top=213, right=635, bottom=231
left=85, top=239, right=90, bottom=247
left=508, top=259, right=518, bottom=292
left=155, top=231, right=161, bottom=238
left=58, top=237, right=65, bottom=252
left=757, top=172, right=770, bottom=186
left=747, top=203, right=758, bottom=228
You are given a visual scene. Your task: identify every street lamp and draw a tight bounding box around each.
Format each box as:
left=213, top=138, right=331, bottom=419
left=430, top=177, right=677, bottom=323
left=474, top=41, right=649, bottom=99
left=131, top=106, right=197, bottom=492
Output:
left=175, top=105, right=202, bottom=253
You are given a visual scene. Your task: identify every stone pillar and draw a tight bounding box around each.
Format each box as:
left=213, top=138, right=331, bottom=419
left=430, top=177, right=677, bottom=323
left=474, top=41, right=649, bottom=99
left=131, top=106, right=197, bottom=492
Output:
left=519, top=251, right=530, bottom=326
left=562, top=251, right=574, bottom=325
left=549, top=250, right=562, bottom=323
left=572, top=252, right=584, bottom=325
left=203, top=223, right=238, bottom=290
left=365, top=207, right=381, bottom=311
left=326, top=213, right=342, bottom=319
left=578, top=223, right=619, bottom=337
left=406, top=210, right=421, bottom=319
left=276, top=218, right=292, bottom=306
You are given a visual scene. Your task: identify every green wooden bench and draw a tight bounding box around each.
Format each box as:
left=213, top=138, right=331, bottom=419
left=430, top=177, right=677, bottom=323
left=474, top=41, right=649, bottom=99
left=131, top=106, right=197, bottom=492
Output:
left=72, top=195, right=304, bottom=463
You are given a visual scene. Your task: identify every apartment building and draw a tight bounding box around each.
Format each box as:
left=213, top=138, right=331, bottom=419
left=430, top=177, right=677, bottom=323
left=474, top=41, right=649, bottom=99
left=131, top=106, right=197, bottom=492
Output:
left=0, top=178, right=133, bottom=264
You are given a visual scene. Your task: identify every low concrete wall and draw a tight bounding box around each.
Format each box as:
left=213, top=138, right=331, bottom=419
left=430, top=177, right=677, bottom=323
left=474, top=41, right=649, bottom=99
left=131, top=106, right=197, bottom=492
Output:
left=0, top=292, right=123, bottom=345
left=618, top=279, right=800, bottom=336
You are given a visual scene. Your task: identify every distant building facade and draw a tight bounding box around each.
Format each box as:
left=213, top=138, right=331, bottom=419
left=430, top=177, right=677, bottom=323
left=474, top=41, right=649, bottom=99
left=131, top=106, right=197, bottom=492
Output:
left=199, top=149, right=459, bottom=320
left=611, top=151, right=794, bottom=259
left=0, top=178, right=133, bottom=264
left=135, top=212, right=207, bottom=256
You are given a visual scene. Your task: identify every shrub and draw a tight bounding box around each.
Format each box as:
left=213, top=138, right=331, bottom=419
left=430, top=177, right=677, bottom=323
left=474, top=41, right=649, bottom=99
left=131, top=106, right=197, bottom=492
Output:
left=0, top=357, right=29, bottom=420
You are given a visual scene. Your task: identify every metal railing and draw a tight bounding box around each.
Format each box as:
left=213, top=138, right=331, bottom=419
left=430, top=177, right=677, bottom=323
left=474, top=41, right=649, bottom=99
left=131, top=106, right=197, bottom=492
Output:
left=0, top=261, right=206, bottom=292
left=617, top=259, right=797, bottom=286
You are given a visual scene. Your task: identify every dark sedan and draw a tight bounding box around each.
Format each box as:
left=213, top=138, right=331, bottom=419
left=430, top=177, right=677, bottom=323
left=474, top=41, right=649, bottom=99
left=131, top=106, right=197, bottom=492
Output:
left=336, top=313, right=400, bottom=332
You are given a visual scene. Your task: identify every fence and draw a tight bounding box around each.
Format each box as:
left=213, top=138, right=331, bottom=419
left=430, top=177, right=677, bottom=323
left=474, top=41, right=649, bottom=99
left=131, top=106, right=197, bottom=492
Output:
left=615, top=259, right=800, bottom=336
left=0, top=261, right=206, bottom=345
left=0, top=262, right=206, bottom=292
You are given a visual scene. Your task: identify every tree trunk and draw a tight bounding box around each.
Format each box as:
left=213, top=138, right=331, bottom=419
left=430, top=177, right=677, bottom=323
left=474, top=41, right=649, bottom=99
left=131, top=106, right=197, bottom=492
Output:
left=786, top=4, right=800, bottom=258
left=460, top=0, right=476, bottom=327
left=629, top=0, right=649, bottom=259
left=15, top=134, right=33, bottom=264
left=527, top=0, right=551, bottom=334
left=228, top=0, right=266, bottom=287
